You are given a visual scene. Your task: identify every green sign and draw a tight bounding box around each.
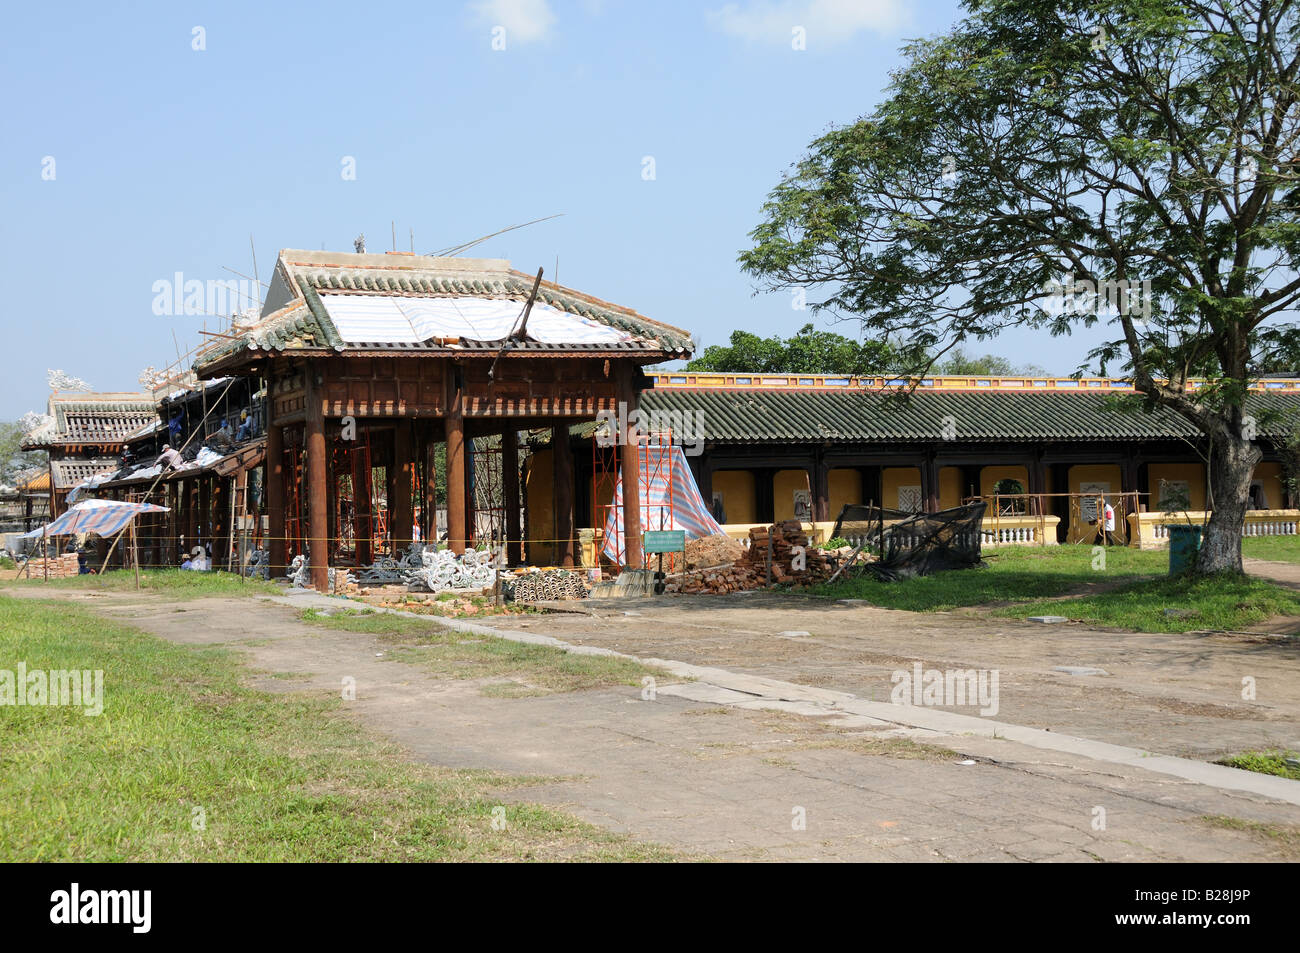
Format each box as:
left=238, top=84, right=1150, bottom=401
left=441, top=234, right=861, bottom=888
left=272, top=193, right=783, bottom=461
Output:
left=642, top=530, right=686, bottom=554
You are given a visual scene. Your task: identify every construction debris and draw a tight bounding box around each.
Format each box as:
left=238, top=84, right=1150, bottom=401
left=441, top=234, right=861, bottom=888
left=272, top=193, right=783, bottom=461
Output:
left=684, top=533, right=746, bottom=570
left=505, top=568, right=588, bottom=602
left=15, top=552, right=81, bottom=579
left=666, top=522, right=836, bottom=594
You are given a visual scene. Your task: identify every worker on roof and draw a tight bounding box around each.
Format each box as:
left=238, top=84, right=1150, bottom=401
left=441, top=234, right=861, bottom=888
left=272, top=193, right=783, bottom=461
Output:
left=235, top=409, right=253, bottom=442
left=155, top=444, right=183, bottom=471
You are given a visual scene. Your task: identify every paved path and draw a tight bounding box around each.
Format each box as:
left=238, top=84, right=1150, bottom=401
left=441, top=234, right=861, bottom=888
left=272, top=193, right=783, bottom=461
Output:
left=15, top=585, right=1300, bottom=862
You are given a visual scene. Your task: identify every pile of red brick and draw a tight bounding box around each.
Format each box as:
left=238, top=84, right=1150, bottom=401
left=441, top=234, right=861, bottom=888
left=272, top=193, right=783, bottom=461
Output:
left=17, top=553, right=82, bottom=579
left=667, top=521, right=835, bottom=594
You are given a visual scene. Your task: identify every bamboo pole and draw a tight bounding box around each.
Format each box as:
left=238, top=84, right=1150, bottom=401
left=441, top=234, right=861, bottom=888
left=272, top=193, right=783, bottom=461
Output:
left=131, top=521, right=141, bottom=590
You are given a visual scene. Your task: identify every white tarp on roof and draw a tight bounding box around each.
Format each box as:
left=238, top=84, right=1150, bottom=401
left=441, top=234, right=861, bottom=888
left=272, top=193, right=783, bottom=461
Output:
left=319, top=295, right=633, bottom=346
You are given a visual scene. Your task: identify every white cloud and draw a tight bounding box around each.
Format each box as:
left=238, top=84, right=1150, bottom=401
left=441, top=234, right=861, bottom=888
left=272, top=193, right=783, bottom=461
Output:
left=707, top=0, right=907, bottom=45
left=468, top=0, right=557, bottom=45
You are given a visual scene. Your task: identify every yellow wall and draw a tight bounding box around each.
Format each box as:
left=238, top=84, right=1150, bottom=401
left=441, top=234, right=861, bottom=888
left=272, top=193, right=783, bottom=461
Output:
left=938, top=466, right=962, bottom=510
left=1148, top=463, right=1206, bottom=511
left=774, top=468, right=811, bottom=521
left=1253, top=462, right=1286, bottom=509
left=1067, top=464, right=1122, bottom=497
left=828, top=468, right=861, bottom=514
left=981, top=465, right=1029, bottom=498
left=883, top=466, right=923, bottom=512
left=711, top=470, right=757, bottom=524
left=524, top=450, right=555, bottom=564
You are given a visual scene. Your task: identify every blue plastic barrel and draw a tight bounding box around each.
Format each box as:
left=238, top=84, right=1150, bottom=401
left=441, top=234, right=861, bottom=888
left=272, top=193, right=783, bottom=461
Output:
left=1166, top=524, right=1203, bottom=574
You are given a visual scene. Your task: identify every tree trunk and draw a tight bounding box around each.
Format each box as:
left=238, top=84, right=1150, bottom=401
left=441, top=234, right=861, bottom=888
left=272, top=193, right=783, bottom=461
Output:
left=1197, top=432, right=1261, bottom=575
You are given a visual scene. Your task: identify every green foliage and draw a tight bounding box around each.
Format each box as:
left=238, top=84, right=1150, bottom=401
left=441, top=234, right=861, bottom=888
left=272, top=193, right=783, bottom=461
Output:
left=1217, top=750, right=1300, bottom=782
left=740, top=0, right=1300, bottom=396
left=0, top=420, right=44, bottom=486
left=687, top=323, right=896, bottom=375
left=937, top=348, right=1047, bottom=377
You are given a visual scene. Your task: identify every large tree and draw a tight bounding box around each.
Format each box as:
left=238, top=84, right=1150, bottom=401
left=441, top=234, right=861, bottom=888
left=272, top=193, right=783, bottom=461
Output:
left=740, top=0, right=1300, bottom=574
left=687, top=323, right=896, bottom=374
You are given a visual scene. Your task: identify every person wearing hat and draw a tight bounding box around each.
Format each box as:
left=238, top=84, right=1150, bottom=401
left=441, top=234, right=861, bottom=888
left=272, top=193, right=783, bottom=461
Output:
left=155, top=444, right=183, bottom=471
left=235, top=409, right=253, bottom=442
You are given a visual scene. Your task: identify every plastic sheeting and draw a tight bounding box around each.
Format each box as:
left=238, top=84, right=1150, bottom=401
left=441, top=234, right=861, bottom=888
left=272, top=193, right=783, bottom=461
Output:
left=831, top=501, right=987, bottom=581
left=600, top=445, right=725, bottom=564
left=319, top=294, right=634, bottom=346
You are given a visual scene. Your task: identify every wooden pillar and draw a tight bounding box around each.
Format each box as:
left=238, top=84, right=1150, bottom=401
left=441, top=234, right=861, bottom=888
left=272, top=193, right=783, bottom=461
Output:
left=921, top=453, right=940, bottom=513
left=392, top=422, right=414, bottom=553
left=184, top=479, right=198, bottom=552
left=445, top=366, right=468, bottom=555
left=422, top=422, right=438, bottom=546
left=352, top=440, right=373, bottom=565
left=266, top=423, right=286, bottom=575
left=755, top=468, right=775, bottom=523
left=812, top=451, right=830, bottom=523
left=198, top=477, right=211, bottom=550
left=553, top=424, right=575, bottom=567
left=618, top=368, right=643, bottom=568
left=305, top=367, right=329, bottom=592
left=502, top=427, right=521, bottom=566
left=464, top=437, right=477, bottom=547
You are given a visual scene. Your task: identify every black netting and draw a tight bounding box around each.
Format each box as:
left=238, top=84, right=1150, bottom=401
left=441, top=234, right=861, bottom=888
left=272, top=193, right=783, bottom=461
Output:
left=831, top=501, right=988, bottom=581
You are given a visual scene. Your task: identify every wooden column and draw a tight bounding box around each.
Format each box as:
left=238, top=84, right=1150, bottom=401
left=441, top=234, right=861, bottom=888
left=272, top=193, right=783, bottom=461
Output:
left=553, top=424, right=575, bottom=567
left=198, top=477, right=211, bottom=550
left=921, top=453, right=940, bottom=513
left=392, top=422, right=414, bottom=553
left=305, top=368, right=329, bottom=592
left=352, top=441, right=373, bottom=565
left=445, top=366, right=467, bottom=554
left=812, top=451, right=830, bottom=522
left=618, top=368, right=643, bottom=569
left=422, top=423, right=439, bottom=546
left=184, top=479, right=198, bottom=552
left=266, top=423, right=286, bottom=575
left=502, top=427, right=521, bottom=566
left=1027, top=456, right=1047, bottom=516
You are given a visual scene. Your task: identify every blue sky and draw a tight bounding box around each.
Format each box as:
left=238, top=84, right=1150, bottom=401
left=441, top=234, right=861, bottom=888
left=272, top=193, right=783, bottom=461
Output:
left=0, top=0, right=1102, bottom=420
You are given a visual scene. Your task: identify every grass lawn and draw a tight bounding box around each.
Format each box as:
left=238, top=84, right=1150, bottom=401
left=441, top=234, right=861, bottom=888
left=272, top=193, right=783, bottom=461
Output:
left=1, top=568, right=281, bottom=599
left=0, top=595, right=676, bottom=861
left=1000, top=572, right=1300, bottom=632
left=301, top=607, right=672, bottom=696
left=1242, top=536, right=1300, bottom=564
left=811, top=544, right=1300, bottom=632
left=811, top=545, right=1169, bottom=612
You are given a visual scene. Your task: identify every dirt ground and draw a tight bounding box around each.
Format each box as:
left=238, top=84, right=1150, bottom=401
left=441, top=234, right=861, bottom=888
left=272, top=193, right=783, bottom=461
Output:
left=472, top=587, right=1300, bottom=762
left=8, top=582, right=1300, bottom=862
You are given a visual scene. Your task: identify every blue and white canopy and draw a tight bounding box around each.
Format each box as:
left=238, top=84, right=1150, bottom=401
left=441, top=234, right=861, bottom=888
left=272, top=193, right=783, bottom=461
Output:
left=22, top=499, right=169, bottom=539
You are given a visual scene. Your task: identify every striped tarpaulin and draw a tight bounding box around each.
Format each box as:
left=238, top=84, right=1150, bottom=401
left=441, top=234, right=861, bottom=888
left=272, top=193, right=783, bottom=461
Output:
left=600, top=445, right=724, bottom=564
left=22, top=499, right=169, bottom=539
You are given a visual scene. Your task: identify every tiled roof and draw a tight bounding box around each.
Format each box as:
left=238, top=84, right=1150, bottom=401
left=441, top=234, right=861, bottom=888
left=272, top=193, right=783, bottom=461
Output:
left=22, top=393, right=156, bottom=448
left=196, top=249, right=692, bottom=371
left=639, top=387, right=1300, bottom=444
left=50, top=458, right=120, bottom=490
